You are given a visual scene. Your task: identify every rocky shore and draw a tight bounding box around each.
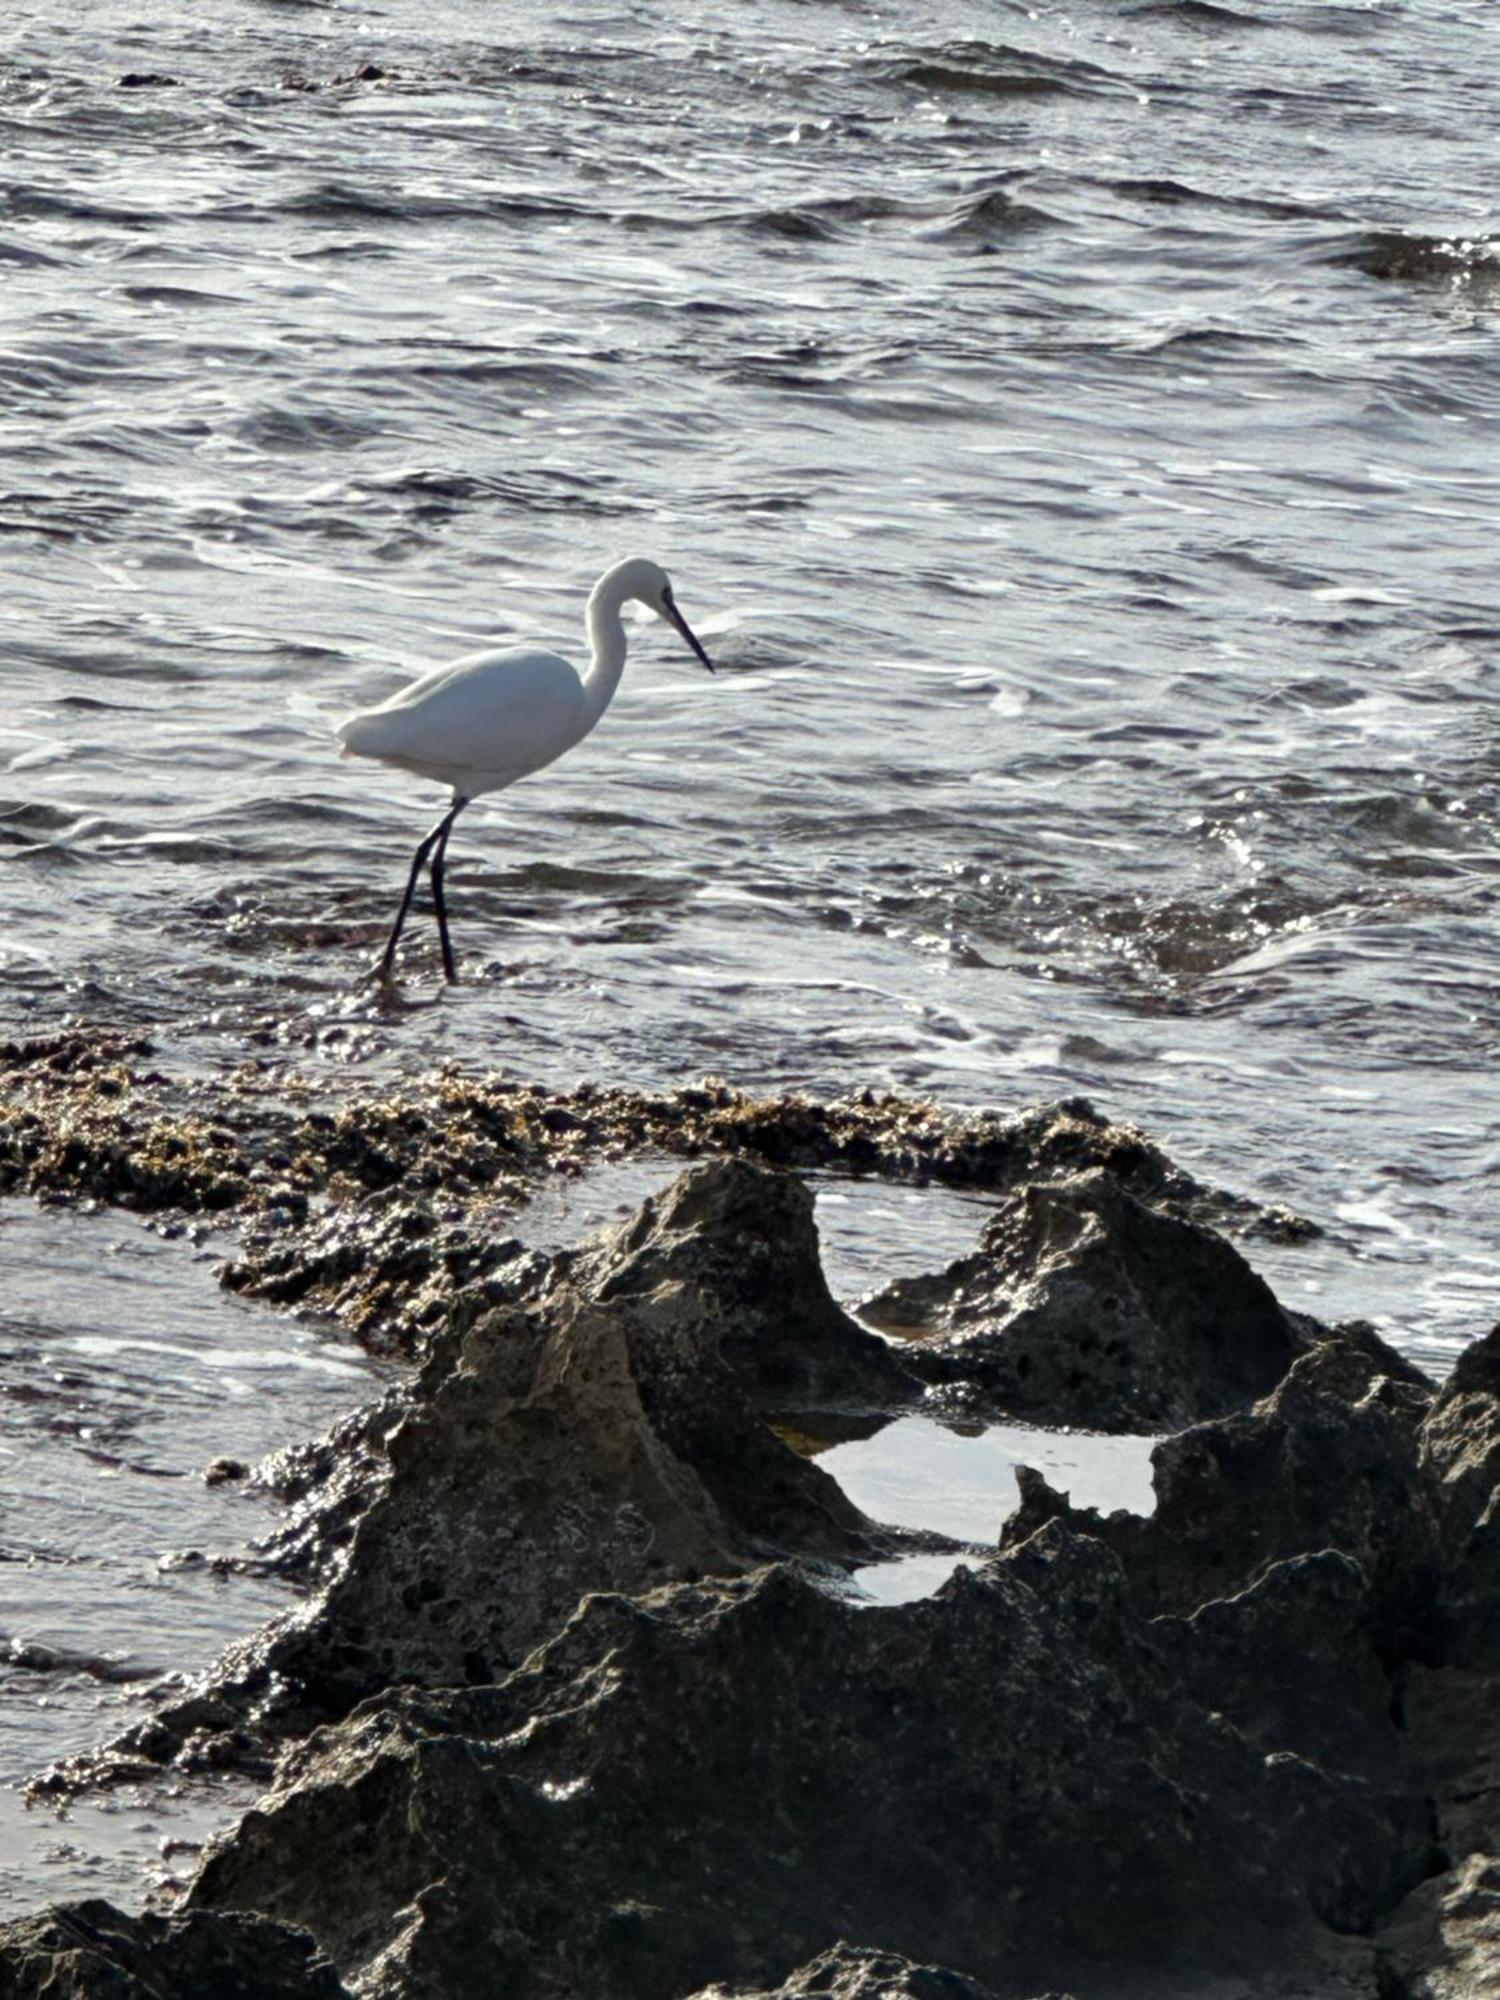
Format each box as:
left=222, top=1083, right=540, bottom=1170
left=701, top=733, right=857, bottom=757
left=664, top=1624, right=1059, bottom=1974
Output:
left=2, top=1032, right=1496, bottom=2000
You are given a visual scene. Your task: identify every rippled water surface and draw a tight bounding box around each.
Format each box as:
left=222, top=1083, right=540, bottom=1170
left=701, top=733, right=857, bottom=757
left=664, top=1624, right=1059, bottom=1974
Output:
left=4, top=0, right=1499, bottom=1369
left=0, top=1199, right=386, bottom=1910
left=2, top=0, right=1499, bottom=1901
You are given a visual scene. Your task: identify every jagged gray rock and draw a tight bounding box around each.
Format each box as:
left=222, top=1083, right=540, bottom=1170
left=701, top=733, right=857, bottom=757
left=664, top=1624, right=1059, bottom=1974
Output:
left=1369, top=1337, right=1500, bottom=1999
left=1004, top=1341, right=1442, bottom=1659
left=860, top=1167, right=1303, bottom=1430
left=0, top=1900, right=347, bottom=1999
left=682, top=1942, right=1016, bottom=1998
left=580, top=1155, right=922, bottom=1412
left=1419, top=1325, right=1500, bottom=1663
left=1375, top=1850, right=1500, bottom=2000
left=189, top=1537, right=1428, bottom=2000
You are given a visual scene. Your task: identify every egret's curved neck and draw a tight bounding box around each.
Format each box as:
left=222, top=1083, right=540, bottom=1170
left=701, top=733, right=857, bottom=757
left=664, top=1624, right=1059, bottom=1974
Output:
left=581, top=567, right=634, bottom=725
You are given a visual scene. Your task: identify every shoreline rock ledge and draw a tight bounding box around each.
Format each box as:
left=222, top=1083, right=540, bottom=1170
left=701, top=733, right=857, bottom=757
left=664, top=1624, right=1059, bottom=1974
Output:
left=3, top=1119, right=1499, bottom=2000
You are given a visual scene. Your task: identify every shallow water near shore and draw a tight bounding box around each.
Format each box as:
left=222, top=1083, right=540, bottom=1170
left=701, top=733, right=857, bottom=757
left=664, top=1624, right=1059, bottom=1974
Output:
left=0, top=1199, right=388, bottom=1912
left=1, top=0, right=1499, bottom=1940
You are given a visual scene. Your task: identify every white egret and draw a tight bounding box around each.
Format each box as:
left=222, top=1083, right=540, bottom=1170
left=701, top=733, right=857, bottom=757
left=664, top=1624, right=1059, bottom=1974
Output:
left=337, top=556, right=714, bottom=983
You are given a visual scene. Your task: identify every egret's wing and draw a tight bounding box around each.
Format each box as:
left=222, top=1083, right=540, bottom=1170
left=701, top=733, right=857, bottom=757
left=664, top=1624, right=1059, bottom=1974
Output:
left=339, top=648, right=588, bottom=783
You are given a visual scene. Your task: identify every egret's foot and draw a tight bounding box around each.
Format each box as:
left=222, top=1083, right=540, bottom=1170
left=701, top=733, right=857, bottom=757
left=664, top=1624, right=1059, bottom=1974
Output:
left=360, top=955, right=400, bottom=991
left=357, top=953, right=461, bottom=997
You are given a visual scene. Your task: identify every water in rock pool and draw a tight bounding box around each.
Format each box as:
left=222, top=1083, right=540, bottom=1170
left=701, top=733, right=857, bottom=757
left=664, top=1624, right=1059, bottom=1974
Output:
left=0, top=0, right=1497, bottom=1929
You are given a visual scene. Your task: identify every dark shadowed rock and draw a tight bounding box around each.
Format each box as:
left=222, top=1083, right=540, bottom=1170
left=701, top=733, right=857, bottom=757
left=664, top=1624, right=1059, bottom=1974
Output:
left=1419, top=1325, right=1500, bottom=1664
left=682, top=1942, right=1014, bottom=1998
left=1290, top=1324, right=1434, bottom=1411
left=581, top=1156, right=921, bottom=1412
left=862, top=1167, right=1301, bottom=1430
left=1374, top=1663, right=1500, bottom=1998
left=10, top=1092, right=1488, bottom=2000
left=606, top=1279, right=884, bottom=1560
left=191, top=1539, right=1427, bottom=2000
left=1315, top=1317, right=1433, bottom=1395
left=0, top=1900, right=347, bottom=1999
left=1011, top=1348, right=1442, bottom=1660
left=1400, top=1666, right=1500, bottom=1871
left=258, top=1289, right=752, bottom=1710
left=1437, top=1327, right=1500, bottom=1404
left=1377, top=1330, right=1500, bottom=1989
left=290, top=1273, right=881, bottom=1688
left=997, top=1339, right=1444, bottom=1785
left=1155, top=1549, right=1402, bottom=1780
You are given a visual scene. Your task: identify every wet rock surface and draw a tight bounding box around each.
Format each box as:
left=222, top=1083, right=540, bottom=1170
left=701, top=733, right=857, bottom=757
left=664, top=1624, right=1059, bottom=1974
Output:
left=7, top=1048, right=1500, bottom=2000
left=37, top=1165, right=898, bottom=1785
left=0, top=1033, right=1315, bottom=1359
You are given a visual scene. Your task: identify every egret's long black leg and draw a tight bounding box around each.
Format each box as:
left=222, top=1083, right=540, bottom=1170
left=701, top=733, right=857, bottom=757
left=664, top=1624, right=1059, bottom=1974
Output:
left=428, top=797, right=469, bottom=984
left=377, top=799, right=466, bottom=982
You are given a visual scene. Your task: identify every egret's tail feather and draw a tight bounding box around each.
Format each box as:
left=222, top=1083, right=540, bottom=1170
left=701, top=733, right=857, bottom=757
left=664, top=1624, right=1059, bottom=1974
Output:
left=337, top=711, right=385, bottom=760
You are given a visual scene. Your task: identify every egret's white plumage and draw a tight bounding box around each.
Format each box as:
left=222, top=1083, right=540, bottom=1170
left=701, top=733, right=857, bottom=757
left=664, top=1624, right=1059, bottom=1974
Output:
left=339, top=646, right=590, bottom=794
left=337, top=556, right=714, bottom=983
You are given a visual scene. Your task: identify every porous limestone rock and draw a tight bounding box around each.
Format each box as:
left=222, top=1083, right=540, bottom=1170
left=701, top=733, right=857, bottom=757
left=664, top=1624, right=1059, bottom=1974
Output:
left=189, top=1538, right=1428, bottom=2000
left=861, top=1168, right=1304, bottom=1429
left=579, top=1155, right=922, bottom=1412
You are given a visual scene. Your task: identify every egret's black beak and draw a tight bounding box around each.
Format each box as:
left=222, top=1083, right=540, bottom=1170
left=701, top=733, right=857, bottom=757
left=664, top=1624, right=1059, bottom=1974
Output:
left=662, top=590, right=715, bottom=674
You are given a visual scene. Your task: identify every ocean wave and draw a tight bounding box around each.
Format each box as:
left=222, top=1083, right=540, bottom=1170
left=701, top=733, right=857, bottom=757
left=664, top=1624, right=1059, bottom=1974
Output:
left=1331, top=229, right=1500, bottom=289
left=897, top=862, right=1370, bottom=1007
left=0, top=235, right=59, bottom=266
left=352, top=355, right=605, bottom=395
left=1121, top=326, right=1282, bottom=357
left=235, top=406, right=388, bottom=453
left=0, top=185, right=161, bottom=226
left=863, top=39, right=1125, bottom=100
left=1098, top=175, right=1330, bottom=221
left=266, top=183, right=588, bottom=226
left=923, top=187, right=1057, bottom=239
left=738, top=206, right=845, bottom=244
left=735, top=185, right=1054, bottom=243
left=369, top=467, right=647, bottom=518
left=1117, top=0, right=1266, bottom=25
